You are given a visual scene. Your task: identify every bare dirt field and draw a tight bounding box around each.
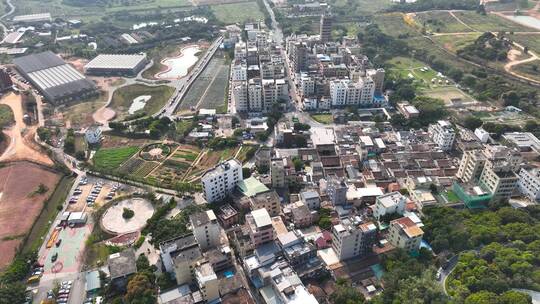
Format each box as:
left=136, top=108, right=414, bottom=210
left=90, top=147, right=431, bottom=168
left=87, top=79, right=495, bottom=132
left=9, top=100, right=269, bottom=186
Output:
left=0, top=93, right=53, bottom=166
left=0, top=162, right=61, bottom=268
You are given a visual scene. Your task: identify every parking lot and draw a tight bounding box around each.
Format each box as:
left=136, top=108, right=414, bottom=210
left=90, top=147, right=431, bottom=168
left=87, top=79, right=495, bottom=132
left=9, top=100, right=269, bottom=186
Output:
left=67, top=177, right=126, bottom=212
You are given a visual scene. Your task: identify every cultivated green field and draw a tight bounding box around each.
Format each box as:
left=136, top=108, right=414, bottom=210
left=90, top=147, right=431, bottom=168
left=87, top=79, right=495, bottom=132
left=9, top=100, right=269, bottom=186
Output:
left=0, top=104, right=14, bottom=128
left=387, top=56, right=452, bottom=89
left=93, top=146, right=140, bottom=171
left=211, top=2, right=265, bottom=23
left=109, top=84, right=175, bottom=120
left=332, top=0, right=393, bottom=15
left=414, top=11, right=472, bottom=33
left=454, top=11, right=539, bottom=32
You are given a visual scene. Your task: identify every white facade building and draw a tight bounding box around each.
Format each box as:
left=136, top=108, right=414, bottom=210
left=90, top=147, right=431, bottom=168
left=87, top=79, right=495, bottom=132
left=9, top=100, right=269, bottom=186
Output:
left=232, top=63, right=247, bottom=81
left=233, top=81, right=249, bottom=112
left=189, top=210, right=221, bottom=250
left=201, top=159, right=243, bottom=203
left=332, top=220, right=377, bottom=261
left=85, top=126, right=102, bottom=144
left=329, top=78, right=375, bottom=107
left=428, top=120, right=456, bottom=151
left=248, top=79, right=263, bottom=112
left=518, top=167, right=540, bottom=202
left=373, top=191, right=406, bottom=219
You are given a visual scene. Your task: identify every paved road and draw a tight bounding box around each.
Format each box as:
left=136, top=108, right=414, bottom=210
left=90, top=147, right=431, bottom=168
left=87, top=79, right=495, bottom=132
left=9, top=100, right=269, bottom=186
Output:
left=0, top=0, right=15, bottom=43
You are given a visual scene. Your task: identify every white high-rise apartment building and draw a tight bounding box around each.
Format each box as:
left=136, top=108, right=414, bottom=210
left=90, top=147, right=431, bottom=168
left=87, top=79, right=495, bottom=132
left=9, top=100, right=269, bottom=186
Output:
left=189, top=210, right=221, bottom=250
left=299, top=74, right=315, bottom=97
left=332, top=220, right=377, bottom=261
left=329, top=78, right=375, bottom=107
left=233, top=81, right=248, bottom=112
left=201, top=159, right=243, bottom=203
left=232, top=63, right=247, bottom=81
left=518, top=167, right=540, bottom=202
left=248, top=79, right=263, bottom=112
left=428, top=120, right=456, bottom=151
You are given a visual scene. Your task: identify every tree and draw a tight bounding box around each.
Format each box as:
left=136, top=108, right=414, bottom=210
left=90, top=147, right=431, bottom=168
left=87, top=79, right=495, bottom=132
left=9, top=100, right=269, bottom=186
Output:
left=463, top=116, right=483, bottom=130
left=125, top=273, right=156, bottom=304
left=122, top=208, right=135, bottom=219
left=0, top=283, right=26, bottom=304
left=292, top=157, right=304, bottom=172
left=332, top=279, right=365, bottom=304
left=242, top=167, right=252, bottom=178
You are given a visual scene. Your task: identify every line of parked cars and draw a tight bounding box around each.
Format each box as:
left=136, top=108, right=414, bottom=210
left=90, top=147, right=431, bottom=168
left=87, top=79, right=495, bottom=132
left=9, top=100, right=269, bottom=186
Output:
left=47, top=280, right=72, bottom=304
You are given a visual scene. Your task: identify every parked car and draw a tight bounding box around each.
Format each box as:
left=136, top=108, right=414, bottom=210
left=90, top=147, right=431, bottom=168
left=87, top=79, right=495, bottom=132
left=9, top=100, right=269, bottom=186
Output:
left=56, top=239, right=62, bottom=247
left=51, top=253, right=58, bottom=262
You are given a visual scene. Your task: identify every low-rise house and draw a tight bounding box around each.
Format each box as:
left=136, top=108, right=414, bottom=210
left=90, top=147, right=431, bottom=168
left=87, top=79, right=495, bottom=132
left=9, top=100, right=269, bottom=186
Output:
left=300, top=190, right=321, bottom=209
left=246, top=209, right=275, bottom=247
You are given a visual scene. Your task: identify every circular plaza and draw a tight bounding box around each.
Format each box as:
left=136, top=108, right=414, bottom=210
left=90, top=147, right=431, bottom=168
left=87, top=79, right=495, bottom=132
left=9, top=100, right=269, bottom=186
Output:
left=101, top=197, right=155, bottom=235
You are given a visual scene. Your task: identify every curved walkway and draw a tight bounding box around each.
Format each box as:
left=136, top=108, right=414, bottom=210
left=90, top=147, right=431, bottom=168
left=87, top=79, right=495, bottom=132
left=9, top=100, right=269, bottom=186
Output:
left=0, top=0, right=15, bottom=43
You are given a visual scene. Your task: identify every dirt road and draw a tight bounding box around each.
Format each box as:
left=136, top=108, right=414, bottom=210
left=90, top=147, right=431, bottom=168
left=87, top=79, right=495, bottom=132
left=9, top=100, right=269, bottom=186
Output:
left=0, top=93, right=53, bottom=166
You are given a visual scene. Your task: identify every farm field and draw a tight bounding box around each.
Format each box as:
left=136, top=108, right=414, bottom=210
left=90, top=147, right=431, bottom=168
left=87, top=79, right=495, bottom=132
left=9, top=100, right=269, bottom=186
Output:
left=146, top=144, right=202, bottom=187
left=178, top=56, right=228, bottom=112
left=236, top=145, right=259, bottom=163
left=431, top=33, right=481, bottom=53
left=109, top=84, right=175, bottom=120
left=93, top=146, right=140, bottom=171
left=210, top=2, right=265, bottom=23
left=185, top=147, right=238, bottom=181
left=511, top=60, right=540, bottom=82
left=414, top=11, right=472, bottom=33
left=197, top=62, right=230, bottom=111
left=0, top=104, right=14, bottom=127
left=453, top=11, right=539, bottom=32
left=0, top=162, right=62, bottom=268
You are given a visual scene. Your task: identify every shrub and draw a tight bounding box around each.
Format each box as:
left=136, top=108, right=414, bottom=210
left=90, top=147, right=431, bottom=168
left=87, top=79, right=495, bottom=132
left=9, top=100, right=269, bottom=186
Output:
left=122, top=208, right=135, bottom=219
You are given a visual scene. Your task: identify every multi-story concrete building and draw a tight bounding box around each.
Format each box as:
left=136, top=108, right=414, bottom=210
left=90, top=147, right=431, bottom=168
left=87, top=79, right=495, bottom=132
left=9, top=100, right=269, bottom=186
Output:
left=232, top=62, right=247, bottom=81
left=250, top=190, right=281, bottom=217
left=329, top=78, right=375, bottom=107
left=319, top=15, right=333, bottom=42
left=201, top=159, right=243, bottom=203
left=271, top=158, right=286, bottom=188
left=428, top=120, right=456, bottom=151
left=195, top=262, right=220, bottom=302
left=518, top=167, right=540, bottom=202
left=326, top=175, right=347, bottom=205
left=366, top=68, right=385, bottom=94
left=246, top=208, right=275, bottom=247
left=159, top=233, right=202, bottom=284
left=388, top=217, right=424, bottom=253
left=457, top=145, right=521, bottom=201
left=233, top=81, right=249, bottom=112
left=299, top=73, right=315, bottom=97
left=248, top=78, right=263, bottom=111
left=373, top=191, right=406, bottom=219
left=189, top=210, right=221, bottom=251
left=300, top=190, right=321, bottom=210
left=332, top=219, right=377, bottom=261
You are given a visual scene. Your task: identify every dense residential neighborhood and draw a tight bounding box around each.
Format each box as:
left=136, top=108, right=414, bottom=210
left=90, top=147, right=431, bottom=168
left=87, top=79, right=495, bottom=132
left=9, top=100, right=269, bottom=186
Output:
left=0, top=0, right=539, bottom=303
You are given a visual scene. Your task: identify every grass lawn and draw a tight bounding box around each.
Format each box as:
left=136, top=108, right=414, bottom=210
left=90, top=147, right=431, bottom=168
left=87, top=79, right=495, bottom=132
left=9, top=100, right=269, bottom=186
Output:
left=414, top=11, right=473, bottom=33
left=61, top=93, right=106, bottom=128
left=387, top=56, right=442, bottom=89
left=0, top=104, right=14, bottom=127
left=93, top=146, right=139, bottom=171
left=311, top=113, right=333, bottom=124
left=109, top=84, right=174, bottom=120
left=432, top=33, right=481, bottom=53
left=443, top=190, right=460, bottom=203
left=211, top=2, right=265, bottom=23
left=373, top=13, right=421, bottom=38
left=511, top=60, right=540, bottom=82
left=333, top=0, right=393, bottom=14
left=454, top=11, right=539, bottom=32
left=420, top=87, right=474, bottom=106
left=21, top=176, right=75, bottom=254
left=509, top=34, right=540, bottom=54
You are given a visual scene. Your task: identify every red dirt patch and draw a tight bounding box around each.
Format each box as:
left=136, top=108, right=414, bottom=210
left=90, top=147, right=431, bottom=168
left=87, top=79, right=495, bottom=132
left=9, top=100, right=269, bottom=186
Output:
left=0, top=162, right=61, bottom=268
